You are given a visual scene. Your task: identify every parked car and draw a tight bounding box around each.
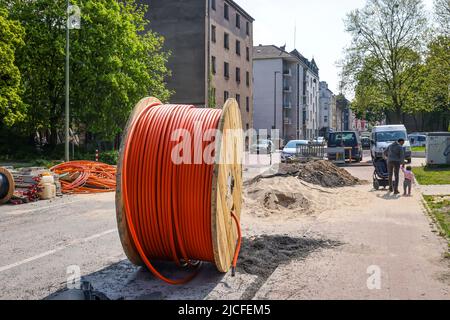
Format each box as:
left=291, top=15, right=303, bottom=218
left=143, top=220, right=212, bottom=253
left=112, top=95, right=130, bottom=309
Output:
left=370, top=125, right=412, bottom=163
left=408, top=134, right=427, bottom=148
left=281, top=140, right=309, bottom=163
left=361, top=136, right=371, bottom=149
left=249, top=139, right=275, bottom=154
left=327, top=131, right=363, bottom=162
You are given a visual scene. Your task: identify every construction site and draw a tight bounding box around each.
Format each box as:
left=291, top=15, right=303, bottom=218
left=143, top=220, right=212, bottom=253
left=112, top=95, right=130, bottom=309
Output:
left=0, top=98, right=448, bottom=301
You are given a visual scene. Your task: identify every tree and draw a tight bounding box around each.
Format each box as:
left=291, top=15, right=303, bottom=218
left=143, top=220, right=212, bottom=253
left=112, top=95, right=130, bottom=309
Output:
left=340, top=0, right=428, bottom=123
left=0, top=5, right=25, bottom=126
left=8, top=0, right=171, bottom=148
left=434, top=0, right=450, bottom=33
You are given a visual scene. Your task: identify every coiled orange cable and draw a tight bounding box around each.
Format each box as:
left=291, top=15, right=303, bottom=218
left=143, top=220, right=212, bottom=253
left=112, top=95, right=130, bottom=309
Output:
left=122, top=103, right=241, bottom=284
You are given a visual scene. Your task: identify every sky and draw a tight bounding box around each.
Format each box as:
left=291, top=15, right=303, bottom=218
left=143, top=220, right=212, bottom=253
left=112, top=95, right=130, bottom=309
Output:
left=237, top=0, right=435, bottom=94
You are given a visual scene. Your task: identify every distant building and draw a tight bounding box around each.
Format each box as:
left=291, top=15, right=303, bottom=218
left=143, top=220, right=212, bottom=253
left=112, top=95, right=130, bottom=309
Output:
left=318, top=81, right=336, bottom=137
left=140, top=0, right=254, bottom=131
left=291, top=50, right=320, bottom=140
left=252, top=45, right=319, bottom=143
left=336, top=94, right=350, bottom=131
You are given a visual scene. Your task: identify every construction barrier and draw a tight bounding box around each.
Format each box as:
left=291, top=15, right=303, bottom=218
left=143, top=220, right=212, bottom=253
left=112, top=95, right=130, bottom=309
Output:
left=116, top=97, right=243, bottom=284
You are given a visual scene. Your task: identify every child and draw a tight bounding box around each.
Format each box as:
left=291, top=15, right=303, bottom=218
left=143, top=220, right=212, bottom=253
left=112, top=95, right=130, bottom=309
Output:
left=401, top=165, right=414, bottom=196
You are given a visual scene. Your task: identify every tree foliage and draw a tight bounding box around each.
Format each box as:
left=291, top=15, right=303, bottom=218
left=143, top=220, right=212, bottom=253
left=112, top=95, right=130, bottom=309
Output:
left=434, top=0, right=450, bottom=33
left=0, top=5, right=25, bottom=126
left=6, top=0, right=171, bottom=144
left=341, top=0, right=428, bottom=123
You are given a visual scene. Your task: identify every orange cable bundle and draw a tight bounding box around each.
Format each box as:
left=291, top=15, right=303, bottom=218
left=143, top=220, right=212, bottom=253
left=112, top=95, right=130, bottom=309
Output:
left=117, top=97, right=243, bottom=285
left=51, top=160, right=116, bottom=194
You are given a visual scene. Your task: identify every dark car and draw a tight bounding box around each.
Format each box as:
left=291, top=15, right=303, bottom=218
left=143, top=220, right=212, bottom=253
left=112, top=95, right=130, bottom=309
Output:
left=327, top=131, right=363, bottom=162
left=361, top=136, right=371, bottom=149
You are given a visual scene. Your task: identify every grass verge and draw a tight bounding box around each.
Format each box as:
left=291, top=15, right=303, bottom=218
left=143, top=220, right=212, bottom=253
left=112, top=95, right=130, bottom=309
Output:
left=411, top=146, right=426, bottom=152
left=413, top=165, right=450, bottom=185
left=423, top=195, right=450, bottom=241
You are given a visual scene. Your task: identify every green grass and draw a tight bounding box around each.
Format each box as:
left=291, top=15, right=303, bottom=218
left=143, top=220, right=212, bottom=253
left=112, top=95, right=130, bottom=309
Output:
left=424, top=195, right=450, bottom=240
left=412, top=165, right=450, bottom=185
left=411, top=146, right=426, bottom=152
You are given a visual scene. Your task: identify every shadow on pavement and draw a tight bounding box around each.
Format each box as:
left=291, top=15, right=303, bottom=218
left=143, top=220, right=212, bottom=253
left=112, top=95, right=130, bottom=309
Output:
left=45, top=235, right=341, bottom=300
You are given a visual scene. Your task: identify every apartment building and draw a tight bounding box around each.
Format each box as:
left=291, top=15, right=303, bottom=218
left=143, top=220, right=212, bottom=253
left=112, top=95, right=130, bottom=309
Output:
left=141, top=0, right=254, bottom=130
left=290, top=50, right=320, bottom=140
left=319, top=81, right=336, bottom=136
left=253, top=45, right=320, bottom=143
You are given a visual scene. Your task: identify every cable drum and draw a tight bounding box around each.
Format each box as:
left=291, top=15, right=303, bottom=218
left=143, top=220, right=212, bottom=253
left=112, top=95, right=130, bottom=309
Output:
left=0, top=167, right=15, bottom=204
left=116, top=97, right=243, bottom=284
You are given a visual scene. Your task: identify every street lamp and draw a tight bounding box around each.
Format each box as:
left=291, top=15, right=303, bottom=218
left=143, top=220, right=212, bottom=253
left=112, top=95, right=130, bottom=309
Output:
left=65, top=2, right=81, bottom=162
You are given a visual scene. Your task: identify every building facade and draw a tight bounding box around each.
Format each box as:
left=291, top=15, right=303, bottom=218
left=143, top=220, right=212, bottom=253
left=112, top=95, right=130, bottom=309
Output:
left=141, top=0, right=254, bottom=130
left=318, top=81, right=336, bottom=137
left=291, top=50, right=320, bottom=141
left=253, top=45, right=320, bottom=144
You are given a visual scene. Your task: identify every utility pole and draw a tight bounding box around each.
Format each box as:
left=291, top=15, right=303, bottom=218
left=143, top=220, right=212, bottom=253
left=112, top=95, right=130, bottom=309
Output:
left=65, top=0, right=70, bottom=162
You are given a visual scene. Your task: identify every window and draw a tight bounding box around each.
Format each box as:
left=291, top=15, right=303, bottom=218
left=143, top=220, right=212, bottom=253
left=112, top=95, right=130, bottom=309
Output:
left=246, top=21, right=250, bottom=36
left=236, top=14, right=241, bottom=28
left=246, top=47, right=250, bottom=61
left=324, top=116, right=328, bottom=123
left=236, top=67, right=241, bottom=83
left=236, top=40, right=240, bottom=55
left=224, top=62, right=229, bottom=78
left=211, top=0, right=216, bottom=10
left=235, top=94, right=240, bottom=106
left=224, top=3, right=229, bottom=20
left=211, top=25, right=216, bottom=43
left=224, top=91, right=229, bottom=102
left=246, top=71, right=250, bottom=86
left=246, top=97, right=250, bottom=112
left=224, top=32, right=229, bottom=49
left=211, top=56, right=216, bottom=74
left=246, top=123, right=249, bottom=130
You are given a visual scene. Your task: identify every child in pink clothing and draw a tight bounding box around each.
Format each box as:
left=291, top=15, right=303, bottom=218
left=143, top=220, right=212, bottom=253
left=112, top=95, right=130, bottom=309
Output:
left=401, top=165, right=414, bottom=196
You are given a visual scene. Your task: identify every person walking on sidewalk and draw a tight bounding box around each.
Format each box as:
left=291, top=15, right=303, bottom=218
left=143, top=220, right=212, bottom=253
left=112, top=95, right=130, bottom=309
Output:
left=384, top=138, right=406, bottom=195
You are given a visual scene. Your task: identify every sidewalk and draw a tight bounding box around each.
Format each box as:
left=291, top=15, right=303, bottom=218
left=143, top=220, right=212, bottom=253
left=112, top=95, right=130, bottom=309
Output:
left=418, top=185, right=450, bottom=196
left=254, top=183, right=450, bottom=300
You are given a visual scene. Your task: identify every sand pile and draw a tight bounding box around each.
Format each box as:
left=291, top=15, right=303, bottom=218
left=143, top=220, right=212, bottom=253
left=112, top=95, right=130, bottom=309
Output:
left=279, top=160, right=360, bottom=188
left=243, top=172, right=365, bottom=218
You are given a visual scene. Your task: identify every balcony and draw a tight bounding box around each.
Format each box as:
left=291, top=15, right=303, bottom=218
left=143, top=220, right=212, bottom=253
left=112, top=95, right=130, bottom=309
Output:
left=284, top=118, right=292, bottom=125
left=283, top=102, right=292, bottom=109
left=283, top=86, right=292, bottom=93
left=283, top=69, right=292, bottom=77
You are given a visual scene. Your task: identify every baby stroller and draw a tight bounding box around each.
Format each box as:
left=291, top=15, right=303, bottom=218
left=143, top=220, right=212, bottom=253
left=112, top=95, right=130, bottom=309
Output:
left=373, top=158, right=390, bottom=190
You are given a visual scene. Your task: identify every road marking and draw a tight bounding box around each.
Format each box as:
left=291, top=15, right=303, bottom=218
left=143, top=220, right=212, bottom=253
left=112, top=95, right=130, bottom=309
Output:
left=0, top=229, right=116, bottom=273
left=3, top=199, right=85, bottom=216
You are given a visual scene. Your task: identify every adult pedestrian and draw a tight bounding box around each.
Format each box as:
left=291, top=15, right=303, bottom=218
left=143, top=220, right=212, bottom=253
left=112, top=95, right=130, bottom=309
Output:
left=384, top=138, right=406, bottom=194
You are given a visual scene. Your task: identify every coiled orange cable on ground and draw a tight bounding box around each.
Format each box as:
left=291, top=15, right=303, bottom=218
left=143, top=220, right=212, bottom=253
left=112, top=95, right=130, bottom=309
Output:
left=120, top=101, right=242, bottom=284
left=51, top=161, right=116, bottom=194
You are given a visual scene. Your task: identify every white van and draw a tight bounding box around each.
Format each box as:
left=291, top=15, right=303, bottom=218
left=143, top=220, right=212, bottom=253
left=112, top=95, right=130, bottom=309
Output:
left=370, top=125, right=412, bottom=163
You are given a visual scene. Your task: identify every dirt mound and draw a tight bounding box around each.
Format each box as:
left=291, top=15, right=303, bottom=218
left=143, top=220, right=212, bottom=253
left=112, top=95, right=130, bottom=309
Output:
left=263, top=191, right=310, bottom=211
left=238, top=235, right=341, bottom=299
left=296, top=160, right=360, bottom=187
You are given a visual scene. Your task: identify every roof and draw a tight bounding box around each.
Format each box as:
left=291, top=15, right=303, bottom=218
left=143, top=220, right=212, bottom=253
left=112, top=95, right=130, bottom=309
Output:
left=253, top=45, right=298, bottom=61
left=226, top=0, right=255, bottom=22
left=253, top=45, right=320, bottom=75
left=291, top=49, right=319, bottom=76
